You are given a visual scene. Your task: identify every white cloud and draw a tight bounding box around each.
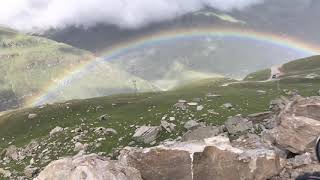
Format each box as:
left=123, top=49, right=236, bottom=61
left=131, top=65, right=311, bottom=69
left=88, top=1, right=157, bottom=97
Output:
left=0, top=0, right=264, bottom=32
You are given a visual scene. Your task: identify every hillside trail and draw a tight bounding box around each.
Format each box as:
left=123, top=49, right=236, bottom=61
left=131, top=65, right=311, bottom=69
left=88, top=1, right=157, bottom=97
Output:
left=221, top=64, right=284, bottom=87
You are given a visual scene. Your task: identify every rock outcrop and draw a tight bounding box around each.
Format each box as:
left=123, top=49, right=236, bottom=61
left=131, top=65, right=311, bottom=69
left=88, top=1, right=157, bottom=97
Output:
left=35, top=154, right=143, bottom=180
left=265, top=96, right=320, bottom=154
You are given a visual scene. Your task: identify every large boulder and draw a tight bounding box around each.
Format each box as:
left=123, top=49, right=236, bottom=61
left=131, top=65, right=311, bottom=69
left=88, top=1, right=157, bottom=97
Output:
left=120, top=148, right=192, bottom=180
left=193, top=136, right=282, bottom=180
left=120, top=136, right=282, bottom=180
left=35, top=154, right=142, bottom=180
left=132, top=126, right=161, bottom=144
left=267, top=96, right=320, bottom=154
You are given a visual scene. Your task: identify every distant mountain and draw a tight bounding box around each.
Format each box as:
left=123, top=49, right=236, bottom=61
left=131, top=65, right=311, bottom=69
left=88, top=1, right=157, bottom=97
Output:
left=42, top=1, right=320, bottom=53
left=0, top=28, right=156, bottom=111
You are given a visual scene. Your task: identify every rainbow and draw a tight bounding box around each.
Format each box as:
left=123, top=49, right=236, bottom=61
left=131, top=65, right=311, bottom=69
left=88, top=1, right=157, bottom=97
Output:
left=25, top=27, right=320, bottom=107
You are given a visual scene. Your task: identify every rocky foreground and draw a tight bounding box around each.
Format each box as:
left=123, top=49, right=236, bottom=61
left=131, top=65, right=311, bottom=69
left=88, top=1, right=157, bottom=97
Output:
left=3, top=95, right=320, bottom=179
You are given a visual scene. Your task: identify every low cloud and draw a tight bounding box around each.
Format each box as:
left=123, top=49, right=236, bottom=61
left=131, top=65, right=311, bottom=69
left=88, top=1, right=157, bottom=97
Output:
left=0, top=0, right=264, bottom=32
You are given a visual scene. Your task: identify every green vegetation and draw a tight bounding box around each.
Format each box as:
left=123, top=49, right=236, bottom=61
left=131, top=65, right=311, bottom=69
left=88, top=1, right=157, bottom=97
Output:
left=0, top=29, right=156, bottom=112
left=244, top=69, right=271, bottom=81
left=1, top=29, right=320, bottom=178
left=0, top=28, right=94, bottom=111
left=280, top=55, right=320, bottom=77
left=1, top=75, right=320, bottom=168
left=282, top=55, right=320, bottom=73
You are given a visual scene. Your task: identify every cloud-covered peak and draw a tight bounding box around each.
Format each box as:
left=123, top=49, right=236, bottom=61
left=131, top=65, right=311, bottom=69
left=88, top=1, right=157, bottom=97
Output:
left=0, top=0, right=264, bottom=32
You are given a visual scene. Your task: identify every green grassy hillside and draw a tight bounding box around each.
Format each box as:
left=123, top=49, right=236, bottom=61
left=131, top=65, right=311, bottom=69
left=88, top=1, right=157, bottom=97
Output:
left=280, top=55, right=320, bottom=77
left=281, top=55, right=320, bottom=72
left=0, top=29, right=156, bottom=111
left=1, top=70, right=320, bottom=178
left=243, top=69, right=271, bottom=81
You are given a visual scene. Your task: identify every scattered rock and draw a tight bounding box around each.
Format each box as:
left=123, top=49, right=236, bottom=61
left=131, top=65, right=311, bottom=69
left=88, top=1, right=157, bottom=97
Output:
left=0, top=168, right=11, bottom=178
left=49, top=126, right=64, bottom=136
left=178, top=99, right=187, bottom=103
left=225, top=115, right=253, bottom=135
left=206, top=93, right=221, bottom=98
left=94, top=127, right=118, bottom=136
left=183, top=120, right=201, bottom=130
left=24, top=165, right=39, bottom=178
left=223, top=103, right=233, bottom=109
left=247, top=111, right=272, bottom=124
left=35, top=154, right=143, bottom=180
left=269, top=97, right=288, bottom=112
left=132, top=126, right=161, bottom=144
left=207, top=109, right=219, bottom=115
left=28, top=113, right=37, bottom=119
left=257, top=90, right=267, bottom=95
left=161, top=120, right=176, bottom=133
left=196, top=105, right=204, bottom=111
left=181, top=126, right=220, bottom=141
left=174, top=102, right=188, bottom=110
left=3, top=145, right=19, bottom=161
left=74, top=142, right=88, bottom=152
left=98, top=114, right=109, bottom=121
left=169, top=117, right=175, bottom=121
left=187, top=102, right=198, bottom=106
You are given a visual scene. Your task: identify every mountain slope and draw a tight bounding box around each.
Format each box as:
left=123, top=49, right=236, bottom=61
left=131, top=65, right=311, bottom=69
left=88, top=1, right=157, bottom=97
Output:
left=1, top=55, right=320, bottom=178
left=0, top=29, right=156, bottom=111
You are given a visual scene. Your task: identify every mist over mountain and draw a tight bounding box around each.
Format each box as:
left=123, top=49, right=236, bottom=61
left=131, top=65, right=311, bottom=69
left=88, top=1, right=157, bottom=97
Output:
left=0, top=0, right=263, bottom=32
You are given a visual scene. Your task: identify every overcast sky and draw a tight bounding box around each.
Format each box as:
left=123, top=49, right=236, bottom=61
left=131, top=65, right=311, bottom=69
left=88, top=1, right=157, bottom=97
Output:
left=0, top=0, right=264, bottom=32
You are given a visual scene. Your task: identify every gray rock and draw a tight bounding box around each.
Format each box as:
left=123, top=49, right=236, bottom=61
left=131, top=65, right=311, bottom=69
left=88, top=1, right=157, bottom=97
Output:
left=184, top=120, right=201, bottom=130
left=94, top=127, right=118, bottom=136
left=132, top=126, right=161, bottom=144
left=193, top=136, right=282, bottom=180
left=98, top=114, right=109, bottom=121
left=223, top=103, right=233, bottom=109
left=247, top=111, right=272, bottom=123
left=287, top=153, right=312, bottom=168
left=28, top=113, right=37, bottom=119
left=160, top=120, right=176, bottom=133
left=269, top=97, right=288, bottom=112
left=35, top=154, right=143, bottom=180
left=225, top=115, right=253, bottom=135
left=187, top=102, right=198, bottom=106
left=257, top=90, right=267, bottom=95
left=3, top=145, right=19, bottom=160
left=207, top=109, right=219, bottom=115
left=182, top=126, right=220, bottom=141
left=24, top=165, right=39, bottom=178
left=174, top=102, right=188, bottom=111
left=268, top=96, right=320, bottom=153
left=206, top=93, right=222, bottom=98
left=49, top=126, right=64, bottom=136
left=196, top=105, right=204, bottom=111
left=74, top=142, right=88, bottom=152
left=0, top=168, right=11, bottom=178
left=119, top=148, right=193, bottom=180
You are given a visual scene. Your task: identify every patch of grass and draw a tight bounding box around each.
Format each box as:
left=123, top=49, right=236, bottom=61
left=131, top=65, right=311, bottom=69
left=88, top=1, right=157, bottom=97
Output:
left=281, top=55, right=320, bottom=74
left=243, top=69, right=271, bottom=81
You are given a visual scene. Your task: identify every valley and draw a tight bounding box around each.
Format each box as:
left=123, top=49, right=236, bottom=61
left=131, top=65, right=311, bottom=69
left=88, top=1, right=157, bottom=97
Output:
left=1, top=56, right=320, bottom=179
